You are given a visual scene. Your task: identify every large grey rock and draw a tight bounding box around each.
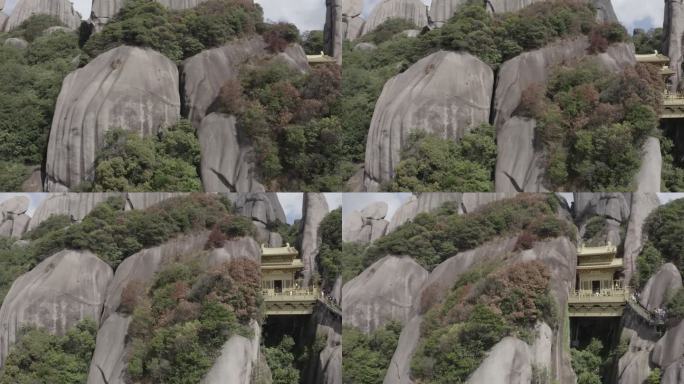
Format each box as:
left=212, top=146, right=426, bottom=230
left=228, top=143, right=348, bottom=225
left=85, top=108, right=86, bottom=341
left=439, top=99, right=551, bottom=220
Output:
left=86, top=313, right=131, bottom=384
left=634, top=137, right=662, bottom=193
left=206, top=237, right=261, bottom=267
left=91, top=0, right=210, bottom=28
left=361, top=0, right=427, bottom=36
left=343, top=201, right=389, bottom=244
left=466, top=337, right=532, bottom=384
left=0, top=196, right=29, bottom=217
left=28, top=193, right=122, bottom=230
left=623, top=193, right=660, bottom=282
left=617, top=311, right=661, bottom=384
left=3, top=0, right=81, bottom=31
left=201, top=336, right=254, bottom=384
left=383, top=315, right=422, bottom=384
left=45, top=46, right=181, bottom=190
left=364, top=51, right=494, bottom=189
left=182, top=36, right=308, bottom=128
left=662, top=359, right=684, bottom=384
left=653, top=319, right=684, bottom=374
left=574, top=193, right=631, bottom=223
left=300, top=193, right=330, bottom=286
left=0, top=13, right=7, bottom=31
left=3, top=37, right=27, bottom=49
left=199, top=113, right=263, bottom=193
left=494, top=38, right=634, bottom=127
left=460, top=193, right=516, bottom=214
left=665, top=0, right=684, bottom=91
left=428, top=0, right=467, bottom=26
left=640, top=263, right=683, bottom=312
left=124, top=192, right=186, bottom=211
left=495, top=117, right=547, bottom=192
left=343, top=255, right=427, bottom=333
left=0, top=214, right=29, bottom=238
left=591, top=0, right=618, bottom=22
left=0, top=250, right=113, bottom=366
left=235, top=193, right=286, bottom=226
left=361, top=202, right=388, bottom=220
left=325, top=0, right=344, bottom=62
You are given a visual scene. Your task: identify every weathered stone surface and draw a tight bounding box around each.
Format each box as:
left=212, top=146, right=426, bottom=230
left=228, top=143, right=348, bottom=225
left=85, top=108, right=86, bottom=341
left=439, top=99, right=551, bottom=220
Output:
left=383, top=315, right=422, bottom=384
left=387, top=193, right=464, bottom=233
left=362, top=0, right=427, bottom=36
left=206, top=237, right=262, bottom=267
left=617, top=311, right=660, bottom=384
left=343, top=201, right=389, bottom=244
left=300, top=193, right=330, bottom=285
left=91, top=0, right=210, bottom=28
left=494, top=39, right=634, bottom=127
left=0, top=196, right=29, bottom=216
left=574, top=193, right=631, bottom=223
left=466, top=337, right=532, bottom=384
left=640, top=263, right=683, bottom=312
left=124, top=192, right=185, bottom=211
left=665, top=0, right=684, bottom=91
left=3, top=37, right=27, bottom=49
left=0, top=214, right=29, bottom=238
left=354, top=42, right=377, bottom=51
left=86, top=313, right=131, bottom=384
left=460, top=192, right=515, bottom=214
left=653, top=319, right=684, bottom=373
left=0, top=250, right=113, bottom=366
left=364, top=51, right=493, bottom=189
left=591, top=0, right=618, bottom=22
left=0, top=13, right=7, bottom=31
left=28, top=193, right=122, bottom=230
left=487, top=0, right=544, bottom=14
left=634, top=137, right=662, bottom=193
left=325, top=0, right=344, bottom=62
left=182, top=36, right=308, bottom=128
left=623, top=193, right=660, bottom=282
left=202, top=320, right=260, bottom=384
left=662, top=359, right=684, bottom=384
left=45, top=46, right=181, bottom=190
left=44, top=25, right=73, bottom=35
left=495, top=117, right=547, bottom=192
left=343, top=255, right=427, bottom=333
left=199, top=113, right=263, bottom=193
left=428, top=0, right=466, bottom=26
left=4, top=0, right=81, bottom=31
left=235, top=193, right=286, bottom=226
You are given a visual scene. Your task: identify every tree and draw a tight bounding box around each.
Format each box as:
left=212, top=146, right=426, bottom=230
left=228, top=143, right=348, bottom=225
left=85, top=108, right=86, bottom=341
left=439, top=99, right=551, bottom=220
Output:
left=264, top=336, right=300, bottom=384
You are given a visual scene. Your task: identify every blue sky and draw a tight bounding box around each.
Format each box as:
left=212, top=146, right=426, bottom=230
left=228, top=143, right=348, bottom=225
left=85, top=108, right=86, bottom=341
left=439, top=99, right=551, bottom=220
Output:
left=2, top=0, right=663, bottom=32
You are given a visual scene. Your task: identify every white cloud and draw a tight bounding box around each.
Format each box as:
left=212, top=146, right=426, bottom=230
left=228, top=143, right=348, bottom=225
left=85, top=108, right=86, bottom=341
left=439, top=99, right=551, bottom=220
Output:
left=342, top=193, right=413, bottom=222
left=658, top=193, right=684, bottom=205
left=613, top=0, right=662, bottom=31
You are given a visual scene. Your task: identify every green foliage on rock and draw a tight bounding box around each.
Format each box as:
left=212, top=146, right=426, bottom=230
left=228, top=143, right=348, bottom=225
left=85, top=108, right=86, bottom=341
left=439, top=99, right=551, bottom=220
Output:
left=411, top=261, right=556, bottom=383
left=0, top=318, right=97, bottom=384
left=520, top=60, right=663, bottom=190
left=8, top=14, right=65, bottom=42
left=0, top=237, right=33, bottom=305
left=342, top=321, right=402, bottom=384
left=571, top=338, right=603, bottom=384
left=84, top=0, right=264, bottom=62
left=0, top=16, right=81, bottom=177
left=636, top=244, right=664, bottom=288
left=23, top=214, right=71, bottom=240
left=362, top=194, right=574, bottom=271
left=301, top=30, right=324, bottom=55
left=359, top=18, right=418, bottom=45
left=84, top=119, right=201, bottom=192
left=648, top=368, right=662, bottom=384
left=264, top=336, right=300, bottom=384
left=643, top=198, right=684, bottom=276
left=633, top=28, right=664, bottom=55
left=318, top=208, right=342, bottom=288
left=127, top=258, right=261, bottom=383
left=385, top=125, right=496, bottom=192
left=666, top=288, right=684, bottom=321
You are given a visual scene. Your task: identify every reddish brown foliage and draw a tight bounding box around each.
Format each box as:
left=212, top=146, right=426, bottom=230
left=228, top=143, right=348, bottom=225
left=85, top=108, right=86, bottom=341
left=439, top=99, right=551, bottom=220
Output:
left=515, top=231, right=540, bottom=251
left=119, top=280, right=146, bottom=314
left=207, top=226, right=228, bottom=249
left=219, top=79, right=245, bottom=115
left=517, top=84, right=547, bottom=118
left=263, top=22, right=300, bottom=53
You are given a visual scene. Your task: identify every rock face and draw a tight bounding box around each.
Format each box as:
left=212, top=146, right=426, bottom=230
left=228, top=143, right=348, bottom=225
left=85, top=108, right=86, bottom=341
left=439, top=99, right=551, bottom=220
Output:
left=635, top=137, right=662, bottom=193
left=640, top=263, right=683, bottom=311
left=487, top=0, right=544, bottom=14
left=466, top=337, right=532, bottom=384
left=574, top=192, right=631, bottom=247
left=495, top=117, right=547, bottom=192
left=303, top=303, right=342, bottom=384
left=299, top=193, right=330, bottom=286
left=617, top=311, right=661, bottom=384
left=362, top=0, right=427, bottom=36
left=343, top=255, right=428, bottom=334
left=86, top=313, right=131, bottom=384
left=3, top=0, right=82, bottom=32
left=0, top=250, right=113, bottom=366
left=201, top=323, right=260, bottom=384
left=28, top=193, right=122, bottom=230
left=0, top=196, right=30, bottom=238
left=199, top=113, right=263, bottom=192
left=590, top=0, right=618, bottom=22
left=3, top=37, right=28, bottom=49
left=233, top=193, right=286, bottom=247
left=45, top=46, right=181, bottom=191
left=652, top=319, right=684, bottom=378
left=364, top=51, right=494, bottom=189
left=124, top=192, right=185, bottom=211
left=429, top=0, right=467, bottom=26
left=343, top=201, right=389, bottom=244
left=90, top=0, right=210, bottom=28
left=324, top=0, right=343, bottom=62
left=622, top=193, right=660, bottom=282
left=665, top=0, right=684, bottom=91
left=182, top=36, right=308, bottom=128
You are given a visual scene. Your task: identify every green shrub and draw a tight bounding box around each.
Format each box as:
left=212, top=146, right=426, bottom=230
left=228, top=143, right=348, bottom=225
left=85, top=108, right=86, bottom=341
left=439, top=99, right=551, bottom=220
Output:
left=0, top=162, right=33, bottom=191
left=9, top=14, right=65, bottom=42
left=360, top=18, right=418, bottom=45
left=86, top=119, right=201, bottom=192
left=343, top=321, right=402, bottom=384
left=302, top=30, right=324, bottom=54
left=636, top=244, right=664, bottom=288
left=264, top=336, right=300, bottom=384
left=386, top=125, right=496, bottom=191
left=642, top=198, right=684, bottom=276
left=633, top=28, right=663, bottom=55
left=0, top=318, right=97, bottom=384
left=23, top=214, right=71, bottom=240
left=648, top=368, right=662, bottom=384
left=666, top=288, right=684, bottom=320
left=571, top=339, right=603, bottom=384
left=318, top=208, right=342, bottom=288
left=127, top=258, right=261, bottom=383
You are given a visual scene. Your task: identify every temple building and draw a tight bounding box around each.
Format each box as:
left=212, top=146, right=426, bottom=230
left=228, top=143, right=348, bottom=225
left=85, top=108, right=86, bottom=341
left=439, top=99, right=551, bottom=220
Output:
left=261, top=244, right=319, bottom=315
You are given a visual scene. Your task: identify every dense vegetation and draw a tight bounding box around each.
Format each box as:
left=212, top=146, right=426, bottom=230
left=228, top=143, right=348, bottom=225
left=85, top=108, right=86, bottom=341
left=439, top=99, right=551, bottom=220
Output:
left=0, top=319, right=97, bottom=383
left=0, top=195, right=254, bottom=305
left=222, top=60, right=352, bottom=190
left=519, top=60, right=663, bottom=190
left=318, top=208, right=343, bottom=289
left=263, top=336, right=300, bottom=384
left=385, top=125, right=497, bottom=191
left=84, top=0, right=266, bottom=62
left=411, top=261, right=556, bottom=383
left=342, top=321, right=402, bottom=384
left=571, top=338, right=604, bottom=384
left=127, top=258, right=261, bottom=382
left=356, top=194, right=574, bottom=271
left=633, top=28, right=663, bottom=55
left=340, top=1, right=627, bottom=191
left=0, top=16, right=81, bottom=190
left=636, top=198, right=684, bottom=288
left=82, top=120, right=202, bottom=192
